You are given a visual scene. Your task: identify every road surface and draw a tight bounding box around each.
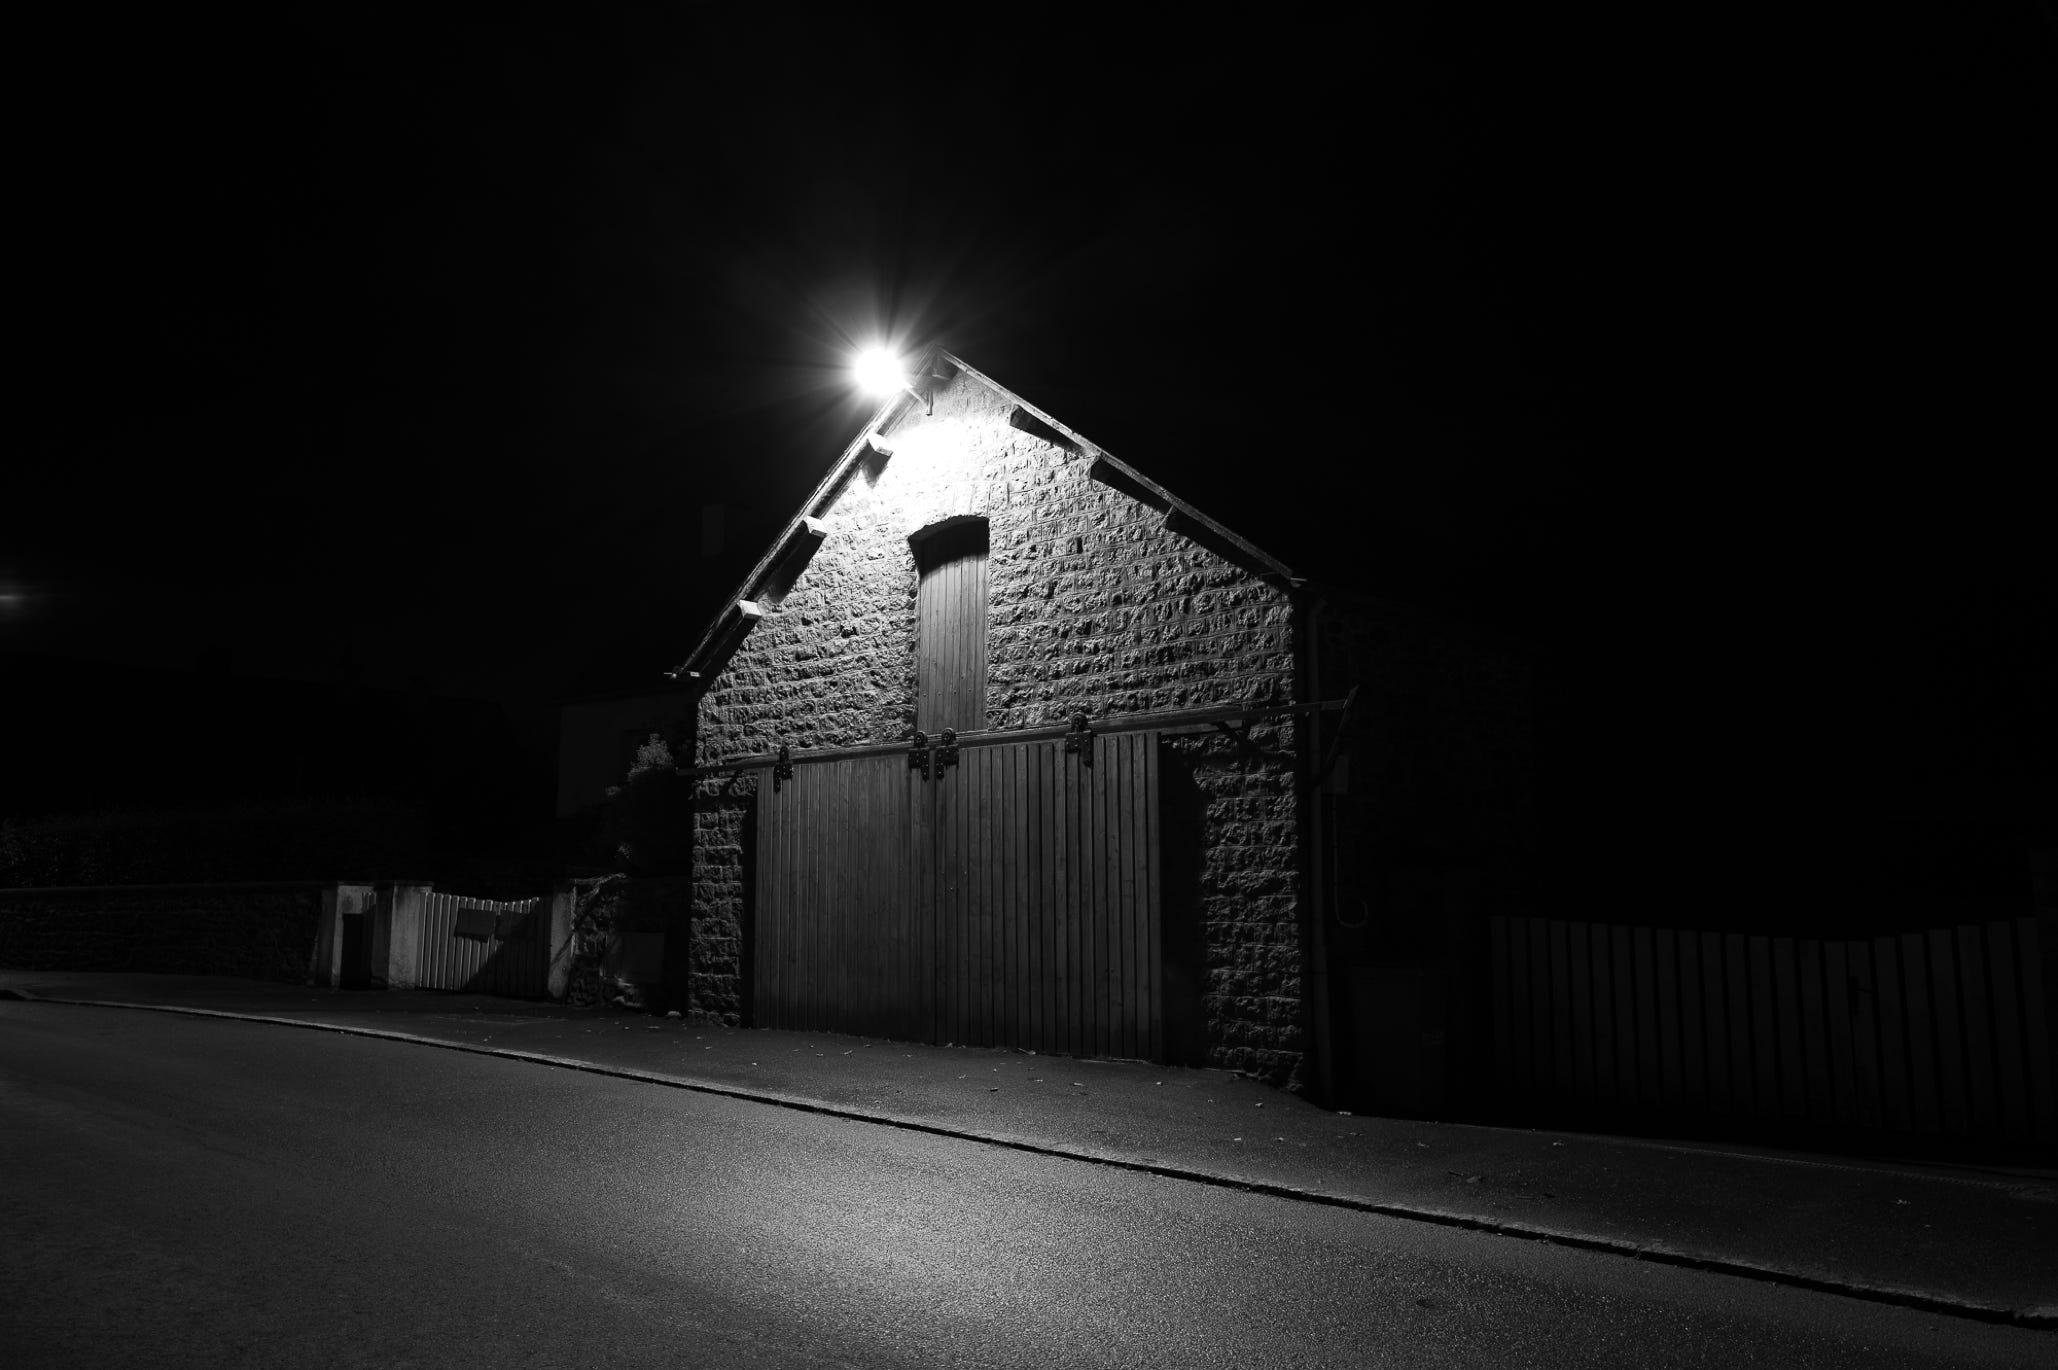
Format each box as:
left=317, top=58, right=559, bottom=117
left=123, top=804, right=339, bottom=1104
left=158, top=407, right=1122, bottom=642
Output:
left=1, top=1003, right=2045, bottom=1368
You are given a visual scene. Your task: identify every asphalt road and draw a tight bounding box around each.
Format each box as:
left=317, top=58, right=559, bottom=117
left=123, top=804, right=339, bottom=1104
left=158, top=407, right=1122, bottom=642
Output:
left=1, top=1004, right=2047, bottom=1369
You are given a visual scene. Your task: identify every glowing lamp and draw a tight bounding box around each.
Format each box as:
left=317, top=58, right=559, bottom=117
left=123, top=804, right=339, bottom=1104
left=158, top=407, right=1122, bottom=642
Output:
left=854, top=347, right=908, bottom=396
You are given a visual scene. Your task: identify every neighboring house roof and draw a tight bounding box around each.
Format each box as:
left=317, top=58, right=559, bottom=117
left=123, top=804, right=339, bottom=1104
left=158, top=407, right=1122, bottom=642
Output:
left=669, top=347, right=1302, bottom=682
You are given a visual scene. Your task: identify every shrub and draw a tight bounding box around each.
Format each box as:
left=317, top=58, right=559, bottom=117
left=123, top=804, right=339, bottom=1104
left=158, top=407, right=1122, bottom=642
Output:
left=599, top=734, right=694, bottom=875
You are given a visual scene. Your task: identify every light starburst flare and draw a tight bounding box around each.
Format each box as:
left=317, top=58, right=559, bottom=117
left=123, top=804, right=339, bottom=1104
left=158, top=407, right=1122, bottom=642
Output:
left=853, top=347, right=908, bottom=397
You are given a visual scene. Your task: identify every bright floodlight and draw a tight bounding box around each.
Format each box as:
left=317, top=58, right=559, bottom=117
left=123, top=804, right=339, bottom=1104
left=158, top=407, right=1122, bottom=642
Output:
left=854, top=347, right=907, bottom=396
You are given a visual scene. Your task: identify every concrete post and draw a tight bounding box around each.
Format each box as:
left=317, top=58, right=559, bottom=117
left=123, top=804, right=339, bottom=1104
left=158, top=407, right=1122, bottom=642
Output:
left=545, top=882, right=577, bottom=1001
left=309, top=885, right=339, bottom=986
left=367, top=885, right=391, bottom=989
left=374, top=882, right=431, bottom=990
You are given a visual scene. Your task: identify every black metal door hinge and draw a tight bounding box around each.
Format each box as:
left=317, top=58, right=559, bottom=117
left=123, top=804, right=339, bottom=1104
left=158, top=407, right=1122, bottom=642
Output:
left=1063, top=713, right=1093, bottom=766
left=772, top=744, right=794, bottom=792
left=936, top=728, right=959, bottom=771
left=909, top=730, right=930, bottom=779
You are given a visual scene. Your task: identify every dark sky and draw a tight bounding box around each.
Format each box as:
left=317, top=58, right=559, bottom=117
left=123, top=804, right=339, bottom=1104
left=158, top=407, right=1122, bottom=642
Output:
left=8, top=9, right=2055, bottom=890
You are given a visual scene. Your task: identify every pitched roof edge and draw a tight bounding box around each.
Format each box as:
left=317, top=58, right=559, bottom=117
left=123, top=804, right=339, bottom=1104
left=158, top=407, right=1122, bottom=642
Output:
left=944, top=353, right=1298, bottom=585
left=667, top=345, right=950, bottom=680
left=670, top=345, right=1299, bottom=681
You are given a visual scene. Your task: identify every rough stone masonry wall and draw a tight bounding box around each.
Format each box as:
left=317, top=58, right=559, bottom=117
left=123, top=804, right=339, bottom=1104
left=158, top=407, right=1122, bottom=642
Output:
left=0, top=885, right=325, bottom=982
left=1166, top=727, right=1305, bottom=1084
left=692, top=370, right=1304, bottom=1077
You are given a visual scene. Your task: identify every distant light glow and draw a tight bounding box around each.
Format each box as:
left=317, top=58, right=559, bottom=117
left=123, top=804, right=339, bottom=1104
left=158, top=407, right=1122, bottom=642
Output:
left=854, top=347, right=908, bottom=396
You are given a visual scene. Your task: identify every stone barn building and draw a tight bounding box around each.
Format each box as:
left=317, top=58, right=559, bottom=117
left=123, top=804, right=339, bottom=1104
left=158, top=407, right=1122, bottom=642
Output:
left=670, top=349, right=1533, bottom=1110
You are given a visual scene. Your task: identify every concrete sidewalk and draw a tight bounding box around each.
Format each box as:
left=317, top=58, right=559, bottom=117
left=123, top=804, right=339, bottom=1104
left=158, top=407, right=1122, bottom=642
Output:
left=4, top=970, right=2053, bottom=1329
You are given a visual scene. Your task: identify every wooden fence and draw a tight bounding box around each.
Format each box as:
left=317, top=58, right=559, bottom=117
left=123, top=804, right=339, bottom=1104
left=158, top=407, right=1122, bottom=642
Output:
left=1490, top=913, right=2057, bottom=1145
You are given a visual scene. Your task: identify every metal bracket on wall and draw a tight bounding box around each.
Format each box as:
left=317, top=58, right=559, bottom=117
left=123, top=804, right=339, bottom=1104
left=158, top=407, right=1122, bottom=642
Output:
left=1211, top=719, right=1290, bottom=761
left=1309, top=684, right=1361, bottom=792
left=1063, top=713, right=1093, bottom=766
left=773, top=744, right=794, bottom=792
left=936, top=728, right=959, bottom=771
left=908, top=730, right=930, bottom=779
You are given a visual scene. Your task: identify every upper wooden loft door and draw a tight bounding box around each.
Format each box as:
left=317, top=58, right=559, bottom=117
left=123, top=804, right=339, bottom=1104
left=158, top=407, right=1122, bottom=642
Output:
left=914, top=518, right=989, bottom=734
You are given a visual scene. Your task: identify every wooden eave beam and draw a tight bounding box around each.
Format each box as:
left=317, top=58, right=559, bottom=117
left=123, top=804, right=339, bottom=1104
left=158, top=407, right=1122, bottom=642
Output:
left=1080, top=453, right=1295, bottom=585
left=764, top=516, right=828, bottom=582
left=1007, top=405, right=1080, bottom=452
left=680, top=599, right=766, bottom=679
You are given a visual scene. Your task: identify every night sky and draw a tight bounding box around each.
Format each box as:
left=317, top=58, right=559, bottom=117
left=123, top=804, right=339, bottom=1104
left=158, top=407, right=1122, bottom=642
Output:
left=8, top=10, right=2054, bottom=907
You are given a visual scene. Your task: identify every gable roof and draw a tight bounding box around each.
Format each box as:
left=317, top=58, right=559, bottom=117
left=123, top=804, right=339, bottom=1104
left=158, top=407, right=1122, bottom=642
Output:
left=668, top=347, right=1301, bottom=682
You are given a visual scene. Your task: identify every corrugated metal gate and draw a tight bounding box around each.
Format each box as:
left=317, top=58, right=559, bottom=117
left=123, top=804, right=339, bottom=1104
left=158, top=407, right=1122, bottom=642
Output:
left=416, top=891, right=549, bottom=997
left=754, top=730, right=1162, bottom=1059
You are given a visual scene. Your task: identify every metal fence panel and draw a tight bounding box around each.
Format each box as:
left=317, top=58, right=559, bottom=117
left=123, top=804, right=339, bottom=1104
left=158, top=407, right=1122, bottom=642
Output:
left=416, top=891, right=547, bottom=997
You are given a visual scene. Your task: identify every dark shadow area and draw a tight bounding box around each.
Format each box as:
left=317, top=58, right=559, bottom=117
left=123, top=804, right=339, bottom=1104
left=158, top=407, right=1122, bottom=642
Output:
left=1157, top=743, right=1208, bottom=1067
left=1321, top=837, right=1468, bottom=1120
left=1500, top=1084, right=2058, bottom=1171
left=339, top=911, right=370, bottom=990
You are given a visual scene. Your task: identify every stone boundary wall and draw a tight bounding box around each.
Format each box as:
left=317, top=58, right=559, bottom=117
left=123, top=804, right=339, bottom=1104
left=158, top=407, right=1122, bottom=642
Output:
left=0, top=883, right=326, bottom=983
left=559, top=874, right=689, bottom=1013
left=691, top=370, right=1305, bottom=1080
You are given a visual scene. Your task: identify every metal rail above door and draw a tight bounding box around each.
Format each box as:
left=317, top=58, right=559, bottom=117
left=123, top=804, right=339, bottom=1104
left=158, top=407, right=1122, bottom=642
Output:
left=686, top=696, right=1346, bottom=779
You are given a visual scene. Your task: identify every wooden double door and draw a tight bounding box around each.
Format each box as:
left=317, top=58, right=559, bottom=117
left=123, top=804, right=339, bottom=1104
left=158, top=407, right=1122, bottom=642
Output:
left=753, top=731, right=1163, bottom=1060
